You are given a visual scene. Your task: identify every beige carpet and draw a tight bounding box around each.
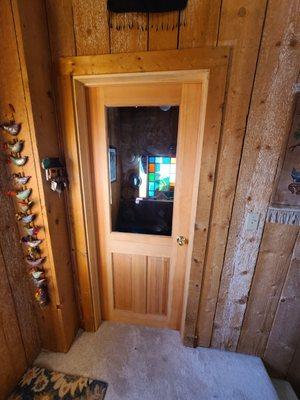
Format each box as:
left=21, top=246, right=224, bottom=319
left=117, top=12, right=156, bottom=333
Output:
left=35, top=322, right=279, bottom=400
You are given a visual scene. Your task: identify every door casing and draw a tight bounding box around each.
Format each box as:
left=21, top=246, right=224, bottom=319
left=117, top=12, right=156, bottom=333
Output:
left=58, top=48, right=229, bottom=341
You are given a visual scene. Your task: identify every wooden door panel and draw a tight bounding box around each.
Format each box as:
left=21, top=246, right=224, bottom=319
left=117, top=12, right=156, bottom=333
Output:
left=112, top=253, right=132, bottom=310
left=132, top=255, right=147, bottom=314
left=147, top=257, right=169, bottom=315
left=112, top=253, right=170, bottom=317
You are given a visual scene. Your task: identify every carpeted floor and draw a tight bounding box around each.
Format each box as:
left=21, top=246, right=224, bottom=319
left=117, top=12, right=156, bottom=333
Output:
left=35, top=322, right=279, bottom=400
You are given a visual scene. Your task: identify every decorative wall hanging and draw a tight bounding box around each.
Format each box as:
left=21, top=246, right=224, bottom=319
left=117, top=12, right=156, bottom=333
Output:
left=108, top=1, right=187, bottom=31
left=289, top=167, right=300, bottom=194
left=41, top=157, right=68, bottom=195
left=267, top=93, right=300, bottom=225
left=107, top=0, right=188, bottom=13
left=0, top=122, right=21, bottom=135
left=1, top=119, right=48, bottom=306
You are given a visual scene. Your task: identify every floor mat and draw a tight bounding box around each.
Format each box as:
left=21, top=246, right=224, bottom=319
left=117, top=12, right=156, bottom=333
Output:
left=8, top=366, right=108, bottom=399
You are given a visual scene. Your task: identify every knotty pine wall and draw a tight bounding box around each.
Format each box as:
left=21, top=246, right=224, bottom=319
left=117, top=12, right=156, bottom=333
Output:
left=0, top=165, right=40, bottom=399
left=0, top=0, right=299, bottom=394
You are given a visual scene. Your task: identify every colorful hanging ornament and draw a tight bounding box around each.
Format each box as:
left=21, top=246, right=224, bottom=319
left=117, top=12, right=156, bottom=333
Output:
left=19, top=201, right=34, bottom=213
left=6, top=140, right=24, bottom=153
left=21, top=236, right=42, bottom=248
left=1, top=119, right=49, bottom=307
left=25, top=256, right=45, bottom=267
left=34, top=286, right=48, bottom=306
left=16, top=213, right=35, bottom=224
left=12, top=173, right=31, bottom=186
left=31, top=270, right=45, bottom=279
left=33, top=278, right=47, bottom=288
left=24, top=225, right=40, bottom=236
left=15, top=188, right=32, bottom=200
left=0, top=122, right=21, bottom=136
left=9, top=155, right=28, bottom=166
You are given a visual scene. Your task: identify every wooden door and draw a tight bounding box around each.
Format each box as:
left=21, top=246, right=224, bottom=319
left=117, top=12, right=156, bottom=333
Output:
left=88, top=80, right=204, bottom=330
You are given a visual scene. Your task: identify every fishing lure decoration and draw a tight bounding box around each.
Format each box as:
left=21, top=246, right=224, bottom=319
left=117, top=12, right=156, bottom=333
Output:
left=1, top=120, right=48, bottom=306
left=0, top=122, right=21, bottom=135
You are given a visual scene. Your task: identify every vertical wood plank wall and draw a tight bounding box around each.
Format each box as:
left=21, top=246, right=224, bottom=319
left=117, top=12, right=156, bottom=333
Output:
left=0, top=154, right=40, bottom=398
left=1, top=0, right=299, bottom=391
left=0, top=0, right=79, bottom=355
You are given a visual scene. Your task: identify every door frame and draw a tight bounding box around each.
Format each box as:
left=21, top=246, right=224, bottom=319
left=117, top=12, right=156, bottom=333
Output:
left=58, top=48, right=229, bottom=342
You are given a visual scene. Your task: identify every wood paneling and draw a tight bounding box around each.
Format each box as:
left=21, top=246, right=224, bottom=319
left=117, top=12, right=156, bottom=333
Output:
left=287, top=343, right=300, bottom=396
left=149, top=12, right=179, bottom=50
left=13, top=0, right=79, bottom=352
left=0, top=137, right=40, bottom=400
left=197, top=0, right=268, bottom=348
left=0, top=164, right=40, bottom=365
left=72, top=0, right=109, bottom=55
left=174, top=0, right=227, bottom=346
left=0, top=248, right=27, bottom=399
left=178, top=0, right=222, bottom=47
left=263, top=233, right=300, bottom=376
left=0, top=0, right=58, bottom=350
left=45, top=0, right=76, bottom=59
left=238, top=223, right=299, bottom=355
left=212, top=0, right=300, bottom=351
left=109, top=12, right=148, bottom=53
left=2, top=0, right=299, bottom=390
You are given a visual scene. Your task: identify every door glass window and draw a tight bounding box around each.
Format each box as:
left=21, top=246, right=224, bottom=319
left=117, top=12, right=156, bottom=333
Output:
left=107, top=106, right=179, bottom=236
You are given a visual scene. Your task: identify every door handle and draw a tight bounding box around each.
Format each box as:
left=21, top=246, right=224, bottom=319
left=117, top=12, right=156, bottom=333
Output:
left=177, top=235, right=188, bottom=246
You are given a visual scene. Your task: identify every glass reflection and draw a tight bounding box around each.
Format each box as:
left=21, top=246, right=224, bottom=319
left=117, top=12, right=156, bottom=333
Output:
left=107, top=106, right=179, bottom=236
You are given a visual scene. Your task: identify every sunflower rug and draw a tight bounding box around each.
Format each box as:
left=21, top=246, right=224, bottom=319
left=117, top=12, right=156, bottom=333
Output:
left=8, top=367, right=108, bottom=400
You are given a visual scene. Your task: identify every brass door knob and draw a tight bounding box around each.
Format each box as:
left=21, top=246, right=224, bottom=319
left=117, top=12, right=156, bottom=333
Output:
left=177, top=235, right=188, bottom=246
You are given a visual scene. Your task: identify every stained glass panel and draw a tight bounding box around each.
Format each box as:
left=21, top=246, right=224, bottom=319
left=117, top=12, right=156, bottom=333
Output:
left=147, top=157, right=176, bottom=198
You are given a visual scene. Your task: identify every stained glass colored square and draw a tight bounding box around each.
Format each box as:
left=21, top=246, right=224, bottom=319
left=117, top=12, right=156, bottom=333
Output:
left=171, top=158, right=176, bottom=164
left=149, top=190, right=155, bottom=197
left=149, top=157, right=155, bottom=163
left=163, top=157, right=171, bottom=164
left=170, top=173, right=176, bottom=183
left=148, top=163, right=155, bottom=172
left=155, top=164, right=160, bottom=172
left=170, top=164, right=176, bottom=174
left=155, top=157, right=162, bottom=163
left=149, top=182, right=155, bottom=190
left=149, top=173, right=155, bottom=181
left=160, top=164, right=170, bottom=175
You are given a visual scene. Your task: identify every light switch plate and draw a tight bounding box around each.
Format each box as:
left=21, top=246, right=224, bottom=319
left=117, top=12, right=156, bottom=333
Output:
left=246, top=212, right=260, bottom=231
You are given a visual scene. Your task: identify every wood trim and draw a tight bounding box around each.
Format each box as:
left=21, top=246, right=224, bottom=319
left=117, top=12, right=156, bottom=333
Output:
left=58, top=49, right=229, bottom=337
left=58, top=48, right=229, bottom=76
left=58, top=74, right=96, bottom=331
left=73, top=80, right=102, bottom=328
